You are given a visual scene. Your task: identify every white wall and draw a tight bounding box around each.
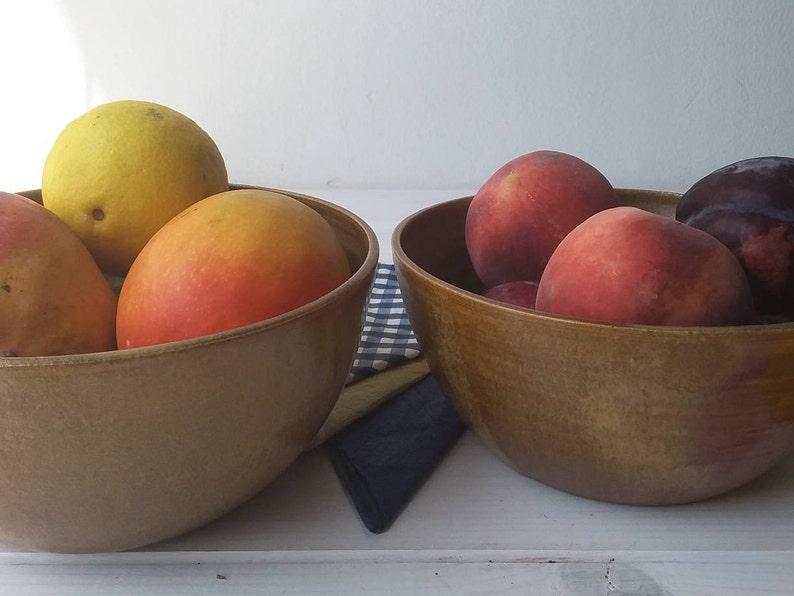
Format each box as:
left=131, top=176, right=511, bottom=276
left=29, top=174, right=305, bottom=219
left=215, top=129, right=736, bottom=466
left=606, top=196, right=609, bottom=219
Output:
left=2, top=0, right=793, bottom=194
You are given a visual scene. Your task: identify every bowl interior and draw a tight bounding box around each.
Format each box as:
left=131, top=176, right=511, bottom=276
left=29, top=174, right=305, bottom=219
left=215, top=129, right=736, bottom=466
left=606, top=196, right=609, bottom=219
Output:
left=396, top=188, right=680, bottom=298
left=9, top=184, right=379, bottom=364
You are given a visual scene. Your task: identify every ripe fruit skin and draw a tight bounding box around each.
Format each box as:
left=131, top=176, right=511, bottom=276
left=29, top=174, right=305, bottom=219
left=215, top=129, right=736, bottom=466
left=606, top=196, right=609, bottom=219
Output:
left=42, top=100, right=229, bottom=276
left=675, top=156, right=794, bottom=316
left=116, top=189, right=352, bottom=349
left=481, top=280, right=539, bottom=309
left=465, top=150, right=618, bottom=287
left=535, top=207, right=756, bottom=327
left=0, top=191, right=117, bottom=356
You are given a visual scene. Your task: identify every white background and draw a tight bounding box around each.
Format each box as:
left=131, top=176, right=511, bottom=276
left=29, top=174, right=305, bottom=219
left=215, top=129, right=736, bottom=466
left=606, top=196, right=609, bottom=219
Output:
left=1, top=0, right=793, bottom=195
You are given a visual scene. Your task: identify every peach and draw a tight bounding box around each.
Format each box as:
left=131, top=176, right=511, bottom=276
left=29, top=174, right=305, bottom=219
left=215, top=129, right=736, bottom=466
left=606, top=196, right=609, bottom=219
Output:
left=116, top=189, right=351, bottom=348
left=481, top=280, right=539, bottom=309
left=535, top=206, right=756, bottom=326
left=465, top=150, right=618, bottom=287
left=0, top=191, right=117, bottom=356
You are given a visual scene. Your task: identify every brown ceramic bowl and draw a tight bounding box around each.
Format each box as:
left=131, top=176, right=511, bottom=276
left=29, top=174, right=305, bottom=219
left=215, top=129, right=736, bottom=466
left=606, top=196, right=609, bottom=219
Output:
left=0, top=185, right=378, bottom=553
left=393, top=189, right=794, bottom=506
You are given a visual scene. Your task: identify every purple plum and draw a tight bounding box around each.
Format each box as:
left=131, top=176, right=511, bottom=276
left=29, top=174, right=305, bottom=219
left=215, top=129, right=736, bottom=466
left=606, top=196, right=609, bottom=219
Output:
left=676, top=156, right=794, bottom=317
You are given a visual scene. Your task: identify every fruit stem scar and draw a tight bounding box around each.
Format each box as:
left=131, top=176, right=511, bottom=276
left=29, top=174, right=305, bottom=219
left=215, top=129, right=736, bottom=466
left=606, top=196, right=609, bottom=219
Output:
left=92, top=208, right=105, bottom=221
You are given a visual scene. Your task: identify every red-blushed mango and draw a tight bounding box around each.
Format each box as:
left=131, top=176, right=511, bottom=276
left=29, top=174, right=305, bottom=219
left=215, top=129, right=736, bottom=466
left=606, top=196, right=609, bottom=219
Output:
left=465, top=150, right=618, bottom=287
left=0, top=191, right=117, bottom=356
left=116, top=189, right=351, bottom=348
left=535, top=206, right=757, bottom=326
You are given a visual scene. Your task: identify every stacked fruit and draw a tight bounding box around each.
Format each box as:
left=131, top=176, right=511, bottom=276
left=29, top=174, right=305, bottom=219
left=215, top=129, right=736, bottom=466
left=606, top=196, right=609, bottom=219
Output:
left=466, top=151, right=794, bottom=326
left=1, top=100, right=350, bottom=357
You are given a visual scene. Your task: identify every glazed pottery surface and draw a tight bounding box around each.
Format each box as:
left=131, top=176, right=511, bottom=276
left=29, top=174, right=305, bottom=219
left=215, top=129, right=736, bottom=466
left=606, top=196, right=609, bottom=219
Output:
left=393, top=189, right=794, bottom=505
left=0, top=185, right=378, bottom=553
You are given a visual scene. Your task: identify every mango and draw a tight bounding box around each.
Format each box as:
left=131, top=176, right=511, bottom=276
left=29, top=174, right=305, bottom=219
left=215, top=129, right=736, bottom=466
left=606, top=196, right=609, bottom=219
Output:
left=0, top=191, right=117, bottom=357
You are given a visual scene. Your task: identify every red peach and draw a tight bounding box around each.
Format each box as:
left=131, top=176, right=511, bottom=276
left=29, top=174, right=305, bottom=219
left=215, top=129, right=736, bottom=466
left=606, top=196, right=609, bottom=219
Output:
left=465, top=150, right=618, bottom=287
left=481, top=281, right=539, bottom=309
left=535, top=206, right=756, bottom=326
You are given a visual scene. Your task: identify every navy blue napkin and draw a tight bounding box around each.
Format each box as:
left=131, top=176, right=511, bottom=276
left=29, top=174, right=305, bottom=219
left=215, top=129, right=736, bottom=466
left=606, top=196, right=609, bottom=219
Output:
left=328, top=374, right=465, bottom=533
left=327, top=264, right=466, bottom=534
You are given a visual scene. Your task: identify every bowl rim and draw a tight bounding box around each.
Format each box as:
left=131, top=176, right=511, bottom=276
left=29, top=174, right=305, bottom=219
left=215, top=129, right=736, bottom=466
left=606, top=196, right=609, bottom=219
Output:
left=1, top=185, right=379, bottom=368
left=391, top=189, right=794, bottom=337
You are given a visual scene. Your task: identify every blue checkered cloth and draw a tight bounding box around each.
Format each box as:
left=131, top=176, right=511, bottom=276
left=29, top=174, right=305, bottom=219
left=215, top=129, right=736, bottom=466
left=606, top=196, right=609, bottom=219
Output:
left=347, top=264, right=421, bottom=384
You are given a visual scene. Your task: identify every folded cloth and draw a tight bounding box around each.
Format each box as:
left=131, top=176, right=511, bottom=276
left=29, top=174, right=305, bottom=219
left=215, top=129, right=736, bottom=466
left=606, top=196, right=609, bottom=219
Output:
left=328, top=374, right=465, bottom=533
left=347, top=263, right=422, bottom=384
left=309, top=357, right=430, bottom=449
left=326, top=263, right=466, bottom=534
left=309, top=264, right=428, bottom=448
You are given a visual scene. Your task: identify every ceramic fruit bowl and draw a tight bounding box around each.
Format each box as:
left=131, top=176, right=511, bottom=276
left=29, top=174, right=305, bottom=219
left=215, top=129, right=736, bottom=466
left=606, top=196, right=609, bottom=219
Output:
left=0, top=185, right=378, bottom=553
left=392, top=188, right=794, bottom=506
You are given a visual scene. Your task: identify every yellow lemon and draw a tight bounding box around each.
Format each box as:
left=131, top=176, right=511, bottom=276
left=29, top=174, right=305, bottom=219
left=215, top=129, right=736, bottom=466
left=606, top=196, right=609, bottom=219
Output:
left=41, top=100, right=229, bottom=276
